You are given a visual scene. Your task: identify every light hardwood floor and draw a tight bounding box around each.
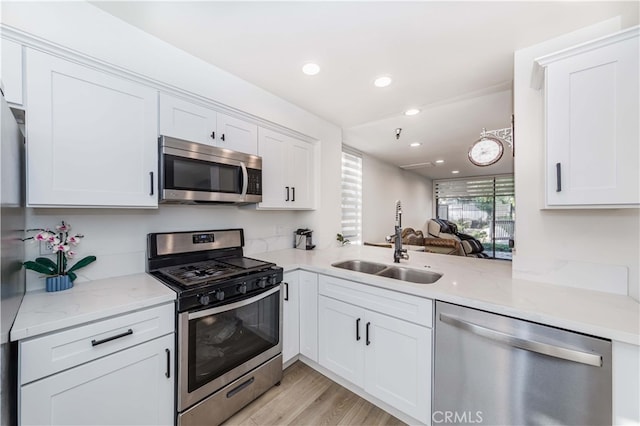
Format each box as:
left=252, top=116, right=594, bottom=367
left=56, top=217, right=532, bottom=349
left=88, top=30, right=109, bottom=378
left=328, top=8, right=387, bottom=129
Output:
left=222, top=361, right=405, bottom=426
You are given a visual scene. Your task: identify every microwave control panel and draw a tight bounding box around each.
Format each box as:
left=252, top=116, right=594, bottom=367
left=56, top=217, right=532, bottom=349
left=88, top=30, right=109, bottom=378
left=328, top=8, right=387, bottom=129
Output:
left=247, top=169, right=262, bottom=195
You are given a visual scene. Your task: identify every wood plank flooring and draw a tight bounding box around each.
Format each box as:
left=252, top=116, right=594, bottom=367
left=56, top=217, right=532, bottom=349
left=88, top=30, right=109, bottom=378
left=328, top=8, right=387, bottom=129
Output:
left=222, top=361, right=405, bottom=426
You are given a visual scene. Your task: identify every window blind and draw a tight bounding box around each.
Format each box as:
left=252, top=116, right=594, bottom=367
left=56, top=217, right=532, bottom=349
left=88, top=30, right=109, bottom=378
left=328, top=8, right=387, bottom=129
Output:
left=434, top=175, right=514, bottom=199
left=341, top=146, right=363, bottom=244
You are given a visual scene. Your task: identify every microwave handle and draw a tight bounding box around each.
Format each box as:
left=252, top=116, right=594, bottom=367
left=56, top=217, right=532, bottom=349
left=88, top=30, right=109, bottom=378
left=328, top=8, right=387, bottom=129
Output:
left=240, top=162, right=248, bottom=197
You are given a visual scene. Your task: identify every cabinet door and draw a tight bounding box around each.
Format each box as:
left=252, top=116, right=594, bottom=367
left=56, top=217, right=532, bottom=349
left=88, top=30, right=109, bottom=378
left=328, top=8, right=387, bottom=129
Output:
left=298, top=271, right=318, bottom=362
left=289, top=138, right=315, bottom=209
left=364, top=310, right=431, bottom=424
left=159, top=92, right=217, bottom=145
left=318, top=296, right=365, bottom=386
left=282, top=271, right=300, bottom=364
left=20, top=334, right=174, bottom=426
left=216, top=113, right=258, bottom=155
left=257, top=127, right=289, bottom=208
left=546, top=35, right=639, bottom=206
left=26, top=49, right=158, bottom=207
left=1, top=38, right=23, bottom=105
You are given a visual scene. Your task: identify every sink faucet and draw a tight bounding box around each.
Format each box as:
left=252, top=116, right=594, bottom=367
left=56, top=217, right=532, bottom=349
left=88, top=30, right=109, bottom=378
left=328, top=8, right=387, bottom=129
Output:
left=385, top=200, right=409, bottom=263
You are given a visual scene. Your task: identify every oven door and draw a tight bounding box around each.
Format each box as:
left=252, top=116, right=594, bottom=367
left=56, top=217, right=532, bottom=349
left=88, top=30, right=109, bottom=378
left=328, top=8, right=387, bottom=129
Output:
left=178, top=286, right=281, bottom=411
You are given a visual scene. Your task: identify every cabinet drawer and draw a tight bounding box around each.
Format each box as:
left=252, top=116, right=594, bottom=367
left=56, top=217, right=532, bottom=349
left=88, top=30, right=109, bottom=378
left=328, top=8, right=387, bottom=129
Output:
left=319, top=275, right=433, bottom=328
left=20, top=303, right=174, bottom=385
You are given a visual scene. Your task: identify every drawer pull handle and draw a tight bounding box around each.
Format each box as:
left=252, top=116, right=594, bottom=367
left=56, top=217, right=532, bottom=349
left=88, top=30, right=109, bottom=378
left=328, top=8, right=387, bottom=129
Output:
left=165, top=348, right=171, bottom=378
left=366, top=322, right=371, bottom=346
left=356, top=318, right=361, bottom=341
left=226, top=377, right=255, bottom=399
left=91, top=329, right=133, bottom=347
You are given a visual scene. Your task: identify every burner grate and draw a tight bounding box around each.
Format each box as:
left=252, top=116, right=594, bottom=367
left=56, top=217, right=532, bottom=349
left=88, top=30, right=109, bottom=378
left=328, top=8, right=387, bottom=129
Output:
left=160, top=260, right=241, bottom=286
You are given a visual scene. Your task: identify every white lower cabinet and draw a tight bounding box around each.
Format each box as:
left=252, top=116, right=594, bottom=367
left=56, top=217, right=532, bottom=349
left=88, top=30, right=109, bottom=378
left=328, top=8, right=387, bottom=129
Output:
left=318, top=275, right=432, bottom=425
left=18, top=304, right=175, bottom=426
left=363, top=309, right=431, bottom=423
left=319, top=297, right=365, bottom=385
left=282, top=271, right=300, bottom=364
left=298, top=270, right=318, bottom=362
left=20, top=334, right=174, bottom=426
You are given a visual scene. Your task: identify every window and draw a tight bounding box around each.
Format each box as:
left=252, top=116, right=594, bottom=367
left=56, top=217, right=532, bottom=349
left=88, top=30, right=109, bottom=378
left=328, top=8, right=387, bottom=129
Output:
left=341, top=146, right=363, bottom=245
left=434, top=175, right=514, bottom=260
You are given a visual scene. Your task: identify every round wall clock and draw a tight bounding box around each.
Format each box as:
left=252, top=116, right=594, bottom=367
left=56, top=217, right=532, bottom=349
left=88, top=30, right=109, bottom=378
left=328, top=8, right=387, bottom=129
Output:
left=468, top=136, right=504, bottom=167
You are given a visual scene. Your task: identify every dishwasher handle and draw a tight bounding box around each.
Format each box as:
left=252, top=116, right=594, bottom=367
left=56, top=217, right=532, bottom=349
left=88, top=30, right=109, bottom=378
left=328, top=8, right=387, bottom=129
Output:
left=439, top=313, right=603, bottom=367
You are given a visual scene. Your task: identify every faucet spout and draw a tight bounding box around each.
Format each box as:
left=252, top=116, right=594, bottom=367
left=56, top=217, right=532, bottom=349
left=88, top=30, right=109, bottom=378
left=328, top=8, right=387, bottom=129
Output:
left=392, top=201, right=409, bottom=263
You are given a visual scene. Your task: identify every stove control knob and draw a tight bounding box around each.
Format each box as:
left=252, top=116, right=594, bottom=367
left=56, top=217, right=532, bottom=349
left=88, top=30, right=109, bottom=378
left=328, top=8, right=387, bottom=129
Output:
left=257, top=277, right=268, bottom=289
left=238, top=283, right=247, bottom=294
left=268, top=275, right=278, bottom=285
left=215, top=290, right=225, bottom=301
left=199, top=294, right=211, bottom=306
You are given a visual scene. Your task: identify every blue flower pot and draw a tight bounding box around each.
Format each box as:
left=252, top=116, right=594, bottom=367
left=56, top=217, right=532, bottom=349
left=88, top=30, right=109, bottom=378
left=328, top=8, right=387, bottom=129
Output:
left=45, top=275, right=73, bottom=292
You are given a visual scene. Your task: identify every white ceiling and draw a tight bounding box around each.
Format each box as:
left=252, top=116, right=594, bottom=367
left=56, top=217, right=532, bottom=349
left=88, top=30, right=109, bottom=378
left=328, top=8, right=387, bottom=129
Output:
left=92, top=1, right=638, bottom=179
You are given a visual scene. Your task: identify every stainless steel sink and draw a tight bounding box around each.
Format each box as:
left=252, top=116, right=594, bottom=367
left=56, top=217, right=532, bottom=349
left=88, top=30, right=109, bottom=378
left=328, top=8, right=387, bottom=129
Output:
left=376, top=266, right=442, bottom=284
left=331, top=260, right=388, bottom=274
left=331, top=260, right=442, bottom=284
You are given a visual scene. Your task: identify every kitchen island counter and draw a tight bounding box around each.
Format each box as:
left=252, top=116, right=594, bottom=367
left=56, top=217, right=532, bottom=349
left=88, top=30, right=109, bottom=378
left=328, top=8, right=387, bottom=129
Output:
left=254, top=246, right=640, bottom=345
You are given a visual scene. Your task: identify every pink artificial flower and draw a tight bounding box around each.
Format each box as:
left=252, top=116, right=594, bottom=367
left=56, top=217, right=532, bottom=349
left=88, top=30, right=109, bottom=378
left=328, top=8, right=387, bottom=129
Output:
left=35, top=232, right=51, bottom=241
left=52, top=244, right=70, bottom=253
left=47, top=236, right=61, bottom=245
left=67, top=235, right=81, bottom=246
left=66, top=250, right=76, bottom=258
left=56, top=222, right=71, bottom=233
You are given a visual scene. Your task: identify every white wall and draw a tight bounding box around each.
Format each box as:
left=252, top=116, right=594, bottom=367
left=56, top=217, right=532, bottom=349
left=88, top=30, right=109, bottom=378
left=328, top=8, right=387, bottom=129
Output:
left=362, top=154, right=433, bottom=243
left=1, top=2, right=343, bottom=291
left=512, top=17, right=640, bottom=301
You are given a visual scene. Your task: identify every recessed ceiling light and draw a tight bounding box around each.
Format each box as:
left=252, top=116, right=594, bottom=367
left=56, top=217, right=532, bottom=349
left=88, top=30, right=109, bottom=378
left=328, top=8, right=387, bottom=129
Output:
left=374, top=76, right=392, bottom=88
left=302, top=63, right=320, bottom=76
left=452, top=170, right=460, bottom=174
left=404, top=109, right=420, bottom=116
left=410, top=142, right=422, bottom=147
left=435, top=160, right=445, bottom=164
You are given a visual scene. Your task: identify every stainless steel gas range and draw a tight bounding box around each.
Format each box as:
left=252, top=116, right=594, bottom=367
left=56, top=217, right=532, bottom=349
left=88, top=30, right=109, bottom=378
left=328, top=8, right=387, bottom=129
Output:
left=147, top=229, right=283, bottom=426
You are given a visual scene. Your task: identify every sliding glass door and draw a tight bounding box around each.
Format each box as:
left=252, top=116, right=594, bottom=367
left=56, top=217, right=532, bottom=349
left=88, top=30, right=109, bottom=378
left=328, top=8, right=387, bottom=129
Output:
left=435, top=176, right=514, bottom=260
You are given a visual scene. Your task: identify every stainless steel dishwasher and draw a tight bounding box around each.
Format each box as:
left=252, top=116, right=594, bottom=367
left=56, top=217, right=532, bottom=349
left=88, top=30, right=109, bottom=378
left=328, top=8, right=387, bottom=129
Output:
left=434, top=301, right=611, bottom=425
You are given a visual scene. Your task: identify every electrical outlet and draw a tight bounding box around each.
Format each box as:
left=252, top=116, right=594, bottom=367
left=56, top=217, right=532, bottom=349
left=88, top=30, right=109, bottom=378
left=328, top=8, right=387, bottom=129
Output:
left=39, top=241, right=53, bottom=256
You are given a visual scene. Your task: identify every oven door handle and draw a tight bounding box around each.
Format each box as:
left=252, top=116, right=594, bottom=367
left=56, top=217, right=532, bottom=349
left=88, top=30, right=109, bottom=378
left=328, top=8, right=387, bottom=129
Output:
left=187, top=286, right=280, bottom=320
left=240, top=162, right=248, bottom=199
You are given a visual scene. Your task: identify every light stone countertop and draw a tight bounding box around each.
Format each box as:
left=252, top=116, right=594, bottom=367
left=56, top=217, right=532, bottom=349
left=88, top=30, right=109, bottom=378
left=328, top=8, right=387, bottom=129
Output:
left=10, top=273, right=176, bottom=341
left=253, top=246, right=640, bottom=345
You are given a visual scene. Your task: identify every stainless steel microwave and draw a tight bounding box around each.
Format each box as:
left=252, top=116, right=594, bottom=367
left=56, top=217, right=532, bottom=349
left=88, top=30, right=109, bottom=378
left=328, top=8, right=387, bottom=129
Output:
left=159, top=136, right=262, bottom=204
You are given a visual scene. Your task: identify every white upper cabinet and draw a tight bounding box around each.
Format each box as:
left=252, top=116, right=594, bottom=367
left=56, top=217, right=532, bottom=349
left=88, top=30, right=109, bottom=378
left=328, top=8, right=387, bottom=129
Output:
left=258, top=127, right=316, bottom=210
left=25, top=49, right=158, bottom=208
left=159, top=93, right=257, bottom=155
left=159, top=92, right=217, bottom=145
left=216, top=112, right=258, bottom=155
left=1, top=38, right=23, bottom=105
left=536, top=28, right=639, bottom=208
